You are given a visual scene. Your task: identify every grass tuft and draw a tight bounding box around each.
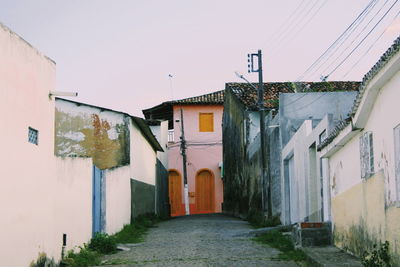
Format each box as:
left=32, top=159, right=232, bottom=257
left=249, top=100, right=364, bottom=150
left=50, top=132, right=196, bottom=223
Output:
left=255, top=230, right=307, bottom=262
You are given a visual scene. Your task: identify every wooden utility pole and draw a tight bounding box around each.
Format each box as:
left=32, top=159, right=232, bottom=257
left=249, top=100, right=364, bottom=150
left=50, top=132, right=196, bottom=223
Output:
left=180, top=108, right=190, bottom=215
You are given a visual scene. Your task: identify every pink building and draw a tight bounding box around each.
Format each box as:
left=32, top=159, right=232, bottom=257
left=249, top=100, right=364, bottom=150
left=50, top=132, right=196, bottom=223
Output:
left=143, top=91, right=224, bottom=216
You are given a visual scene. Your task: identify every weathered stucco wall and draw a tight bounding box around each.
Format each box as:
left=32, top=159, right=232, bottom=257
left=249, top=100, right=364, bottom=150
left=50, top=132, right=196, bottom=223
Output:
left=328, top=67, right=400, bottom=265
left=55, top=99, right=130, bottom=170
left=223, top=89, right=259, bottom=218
left=0, top=23, right=59, bottom=266
left=131, top=179, right=155, bottom=219
left=54, top=157, right=93, bottom=253
left=104, top=166, right=131, bottom=235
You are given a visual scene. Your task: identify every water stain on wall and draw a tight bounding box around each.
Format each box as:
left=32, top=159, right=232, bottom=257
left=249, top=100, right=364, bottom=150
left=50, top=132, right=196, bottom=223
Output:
left=55, top=110, right=130, bottom=170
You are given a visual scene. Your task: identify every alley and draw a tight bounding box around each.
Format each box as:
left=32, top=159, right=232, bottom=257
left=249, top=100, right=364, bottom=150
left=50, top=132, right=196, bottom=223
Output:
left=98, top=214, right=298, bottom=266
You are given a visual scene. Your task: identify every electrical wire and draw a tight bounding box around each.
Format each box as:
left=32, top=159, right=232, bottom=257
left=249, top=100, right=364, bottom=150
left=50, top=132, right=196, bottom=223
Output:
left=326, top=0, right=399, bottom=77
left=271, top=0, right=327, bottom=52
left=267, top=0, right=309, bottom=48
left=283, top=0, right=329, bottom=45
left=307, top=0, right=381, bottom=80
left=320, top=0, right=392, bottom=76
left=296, top=0, right=378, bottom=81
left=342, top=9, right=400, bottom=78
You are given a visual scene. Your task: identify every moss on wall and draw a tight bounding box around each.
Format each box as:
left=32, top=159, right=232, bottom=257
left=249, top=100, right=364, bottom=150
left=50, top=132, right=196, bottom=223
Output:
left=332, top=172, right=400, bottom=266
left=55, top=109, right=130, bottom=170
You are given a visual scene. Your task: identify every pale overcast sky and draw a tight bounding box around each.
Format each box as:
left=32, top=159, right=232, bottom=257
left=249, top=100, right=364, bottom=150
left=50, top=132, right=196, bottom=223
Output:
left=1, top=0, right=399, bottom=116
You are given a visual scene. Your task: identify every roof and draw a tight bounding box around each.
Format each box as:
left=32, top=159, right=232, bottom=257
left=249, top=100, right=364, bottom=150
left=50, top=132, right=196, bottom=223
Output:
left=318, top=35, right=400, bottom=151
left=168, top=90, right=224, bottom=105
left=226, top=81, right=360, bottom=111
left=142, top=90, right=224, bottom=127
left=56, top=98, right=163, bottom=152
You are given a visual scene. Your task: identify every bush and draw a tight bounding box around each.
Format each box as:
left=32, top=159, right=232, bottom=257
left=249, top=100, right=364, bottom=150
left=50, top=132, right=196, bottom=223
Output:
left=362, top=241, right=391, bottom=267
left=62, top=246, right=100, bottom=267
left=88, top=233, right=117, bottom=254
left=30, top=252, right=58, bottom=267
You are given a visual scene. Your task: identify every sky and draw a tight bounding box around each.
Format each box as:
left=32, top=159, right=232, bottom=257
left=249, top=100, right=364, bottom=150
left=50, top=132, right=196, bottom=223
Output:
left=1, top=0, right=399, bottom=117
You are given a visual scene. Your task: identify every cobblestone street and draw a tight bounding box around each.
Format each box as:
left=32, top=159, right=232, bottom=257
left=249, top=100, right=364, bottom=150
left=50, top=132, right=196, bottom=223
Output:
left=97, top=214, right=299, bottom=266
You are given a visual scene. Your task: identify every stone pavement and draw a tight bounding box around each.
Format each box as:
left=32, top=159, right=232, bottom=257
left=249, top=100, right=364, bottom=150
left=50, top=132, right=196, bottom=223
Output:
left=96, top=214, right=299, bottom=266
left=301, top=246, right=363, bottom=267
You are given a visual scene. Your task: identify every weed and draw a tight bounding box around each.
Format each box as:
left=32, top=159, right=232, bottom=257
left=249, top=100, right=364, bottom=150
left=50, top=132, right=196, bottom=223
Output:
left=61, top=246, right=101, bottom=267
left=362, top=241, right=391, bottom=267
left=255, top=230, right=307, bottom=262
left=88, top=233, right=117, bottom=254
left=248, top=213, right=281, bottom=229
left=30, top=252, right=58, bottom=267
left=114, top=213, right=160, bottom=244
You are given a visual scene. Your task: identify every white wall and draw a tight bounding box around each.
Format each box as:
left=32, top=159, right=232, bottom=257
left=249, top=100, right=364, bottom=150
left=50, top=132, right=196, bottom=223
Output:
left=54, top=157, right=93, bottom=253
left=330, top=69, right=400, bottom=202
left=130, top=120, right=157, bottom=185
left=281, top=115, right=332, bottom=224
left=150, top=120, right=168, bottom=168
left=0, top=23, right=58, bottom=266
left=104, top=166, right=131, bottom=234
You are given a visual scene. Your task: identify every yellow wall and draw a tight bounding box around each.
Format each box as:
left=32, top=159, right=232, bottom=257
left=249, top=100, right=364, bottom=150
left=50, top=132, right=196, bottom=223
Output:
left=332, top=171, right=400, bottom=265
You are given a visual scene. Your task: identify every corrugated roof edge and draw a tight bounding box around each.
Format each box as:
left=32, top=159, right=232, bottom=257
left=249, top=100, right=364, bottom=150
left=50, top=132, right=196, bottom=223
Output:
left=318, top=35, right=400, bottom=151
left=350, top=35, right=400, bottom=116
left=55, top=97, right=163, bottom=152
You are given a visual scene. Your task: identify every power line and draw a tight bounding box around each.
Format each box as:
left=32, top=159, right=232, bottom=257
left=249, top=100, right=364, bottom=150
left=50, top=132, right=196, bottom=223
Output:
left=285, top=0, right=329, bottom=44
left=267, top=0, right=308, bottom=45
left=342, top=9, right=400, bottom=78
left=320, top=0, right=392, bottom=76
left=271, top=0, right=320, bottom=51
left=307, top=0, right=381, bottom=79
left=296, top=0, right=378, bottom=81
left=326, top=0, right=399, bottom=77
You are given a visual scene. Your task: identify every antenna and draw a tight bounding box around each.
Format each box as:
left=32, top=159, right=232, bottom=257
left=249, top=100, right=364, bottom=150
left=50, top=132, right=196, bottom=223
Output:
left=168, top=74, right=174, bottom=100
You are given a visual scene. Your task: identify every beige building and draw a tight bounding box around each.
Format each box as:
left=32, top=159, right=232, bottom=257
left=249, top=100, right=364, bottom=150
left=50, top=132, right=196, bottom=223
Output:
left=320, top=36, right=400, bottom=265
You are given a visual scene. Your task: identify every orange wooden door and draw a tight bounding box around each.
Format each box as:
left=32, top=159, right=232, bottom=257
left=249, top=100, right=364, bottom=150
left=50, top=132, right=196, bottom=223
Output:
left=195, top=170, right=215, bottom=213
left=168, top=170, right=183, bottom=216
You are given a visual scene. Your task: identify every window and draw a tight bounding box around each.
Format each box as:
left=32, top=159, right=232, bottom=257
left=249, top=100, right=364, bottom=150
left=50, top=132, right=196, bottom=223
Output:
left=319, top=130, right=327, bottom=145
left=199, top=113, right=214, bottom=132
left=28, top=127, right=38, bottom=145
left=394, top=125, right=400, bottom=203
left=360, top=131, right=374, bottom=179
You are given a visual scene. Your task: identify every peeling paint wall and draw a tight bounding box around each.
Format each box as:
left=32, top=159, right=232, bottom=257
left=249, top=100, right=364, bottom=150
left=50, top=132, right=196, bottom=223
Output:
left=328, top=69, right=400, bottom=265
left=55, top=99, right=130, bottom=169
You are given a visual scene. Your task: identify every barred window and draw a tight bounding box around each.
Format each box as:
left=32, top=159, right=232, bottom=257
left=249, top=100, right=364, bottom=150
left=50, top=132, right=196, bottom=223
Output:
left=360, top=131, right=374, bottom=179
left=28, top=127, right=38, bottom=145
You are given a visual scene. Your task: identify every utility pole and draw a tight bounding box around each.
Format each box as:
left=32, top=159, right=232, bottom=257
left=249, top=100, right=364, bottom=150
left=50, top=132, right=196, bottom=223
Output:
left=180, top=108, right=190, bottom=215
left=248, top=50, right=272, bottom=218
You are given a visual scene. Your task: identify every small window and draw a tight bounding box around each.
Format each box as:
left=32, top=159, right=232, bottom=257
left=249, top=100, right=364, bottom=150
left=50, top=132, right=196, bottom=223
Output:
left=199, top=113, right=214, bottom=132
left=360, top=131, right=374, bottom=179
left=28, top=127, right=38, bottom=145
